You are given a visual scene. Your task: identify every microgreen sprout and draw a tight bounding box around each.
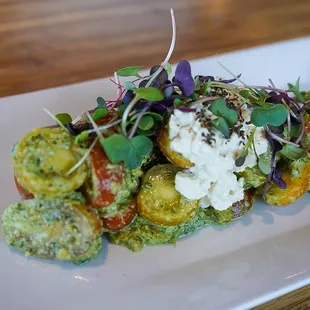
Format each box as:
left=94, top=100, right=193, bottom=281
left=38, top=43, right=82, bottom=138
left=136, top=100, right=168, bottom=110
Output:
left=43, top=108, right=68, bottom=131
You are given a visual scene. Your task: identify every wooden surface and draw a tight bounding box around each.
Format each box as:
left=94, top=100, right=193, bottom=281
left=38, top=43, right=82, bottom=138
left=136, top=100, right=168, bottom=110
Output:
left=1, top=0, right=310, bottom=97
left=1, top=0, right=310, bottom=308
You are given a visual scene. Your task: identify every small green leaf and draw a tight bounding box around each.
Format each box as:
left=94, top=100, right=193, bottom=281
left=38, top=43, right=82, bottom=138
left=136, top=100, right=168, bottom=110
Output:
left=211, top=117, right=230, bottom=138
left=290, top=125, right=301, bottom=138
left=235, top=148, right=248, bottom=167
left=280, top=145, right=308, bottom=160
left=288, top=77, right=305, bottom=103
left=118, top=103, right=127, bottom=117
left=96, top=97, right=106, bottom=107
left=92, top=108, right=108, bottom=121
left=124, top=81, right=136, bottom=90
left=251, top=104, right=287, bottom=127
left=116, top=66, right=143, bottom=78
left=134, top=87, right=164, bottom=102
left=173, top=98, right=183, bottom=107
left=165, top=62, right=172, bottom=74
left=138, top=115, right=154, bottom=131
left=130, top=112, right=163, bottom=122
left=239, top=89, right=250, bottom=99
left=55, top=113, right=72, bottom=125
left=100, top=134, right=153, bottom=169
left=190, top=93, right=198, bottom=101
left=74, top=131, right=89, bottom=144
left=258, top=157, right=271, bottom=175
left=210, top=98, right=238, bottom=126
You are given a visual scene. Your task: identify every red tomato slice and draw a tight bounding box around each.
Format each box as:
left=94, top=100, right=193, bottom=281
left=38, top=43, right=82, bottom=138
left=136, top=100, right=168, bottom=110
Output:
left=14, top=175, right=34, bottom=200
left=102, top=200, right=137, bottom=232
left=86, top=141, right=126, bottom=208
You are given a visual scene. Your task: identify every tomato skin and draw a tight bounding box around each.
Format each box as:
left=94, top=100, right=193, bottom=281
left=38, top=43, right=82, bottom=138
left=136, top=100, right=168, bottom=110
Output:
left=86, top=142, right=126, bottom=209
left=14, top=175, right=34, bottom=200
left=102, top=200, right=137, bottom=232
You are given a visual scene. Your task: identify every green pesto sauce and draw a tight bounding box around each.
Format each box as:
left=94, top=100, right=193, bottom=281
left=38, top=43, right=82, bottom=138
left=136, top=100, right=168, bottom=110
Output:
left=241, top=166, right=267, bottom=189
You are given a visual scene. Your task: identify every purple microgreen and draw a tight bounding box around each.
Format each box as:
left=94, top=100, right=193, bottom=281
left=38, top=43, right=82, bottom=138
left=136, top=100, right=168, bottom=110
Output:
left=164, top=85, right=174, bottom=97
left=66, top=138, right=98, bottom=176
left=100, top=134, right=153, bottom=169
left=266, top=94, right=284, bottom=104
left=251, top=104, right=287, bottom=127
left=280, top=144, right=307, bottom=160
left=288, top=77, right=305, bottom=103
left=272, top=168, right=287, bottom=189
left=116, top=66, right=143, bottom=78
left=210, top=98, right=238, bottom=126
left=133, top=87, right=164, bottom=102
left=55, top=113, right=72, bottom=125
left=268, top=78, right=276, bottom=88
left=173, top=60, right=195, bottom=96
left=211, top=117, right=230, bottom=138
left=124, top=81, right=136, bottom=90
left=199, top=75, right=215, bottom=82
left=219, top=73, right=242, bottom=84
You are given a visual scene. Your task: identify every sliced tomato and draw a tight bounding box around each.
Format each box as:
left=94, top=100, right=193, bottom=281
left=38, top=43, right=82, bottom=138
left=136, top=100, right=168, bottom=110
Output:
left=86, top=141, right=126, bottom=208
left=102, top=200, right=137, bottom=232
left=14, top=175, right=34, bottom=200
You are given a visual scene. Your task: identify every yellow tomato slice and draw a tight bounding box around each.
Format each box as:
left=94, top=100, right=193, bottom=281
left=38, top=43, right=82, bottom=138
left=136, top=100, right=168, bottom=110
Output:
left=13, top=128, right=88, bottom=196
left=137, top=164, right=199, bottom=226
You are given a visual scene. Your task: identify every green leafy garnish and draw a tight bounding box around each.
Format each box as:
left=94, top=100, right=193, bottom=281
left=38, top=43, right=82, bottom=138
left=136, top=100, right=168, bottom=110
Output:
left=124, top=81, right=136, bottom=90
left=74, top=131, right=89, bottom=144
left=134, top=87, right=164, bottom=101
left=100, top=134, right=153, bottom=169
left=129, top=112, right=163, bottom=122
left=288, top=77, right=305, bottom=103
left=211, top=117, right=230, bottom=138
left=239, top=89, right=250, bottom=99
left=55, top=113, right=72, bottom=125
left=210, top=98, right=238, bottom=126
left=258, top=157, right=271, bottom=175
left=165, top=62, right=172, bottom=74
left=235, top=148, right=248, bottom=167
left=251, top=104, right=287, bottom=127
left=138, top=116, right=154, bottom=131
left=116, top=66, right=143, bottom=78
left=280, top=144, right=308, bottom=160
left=92, top=97, right=108, bottom=121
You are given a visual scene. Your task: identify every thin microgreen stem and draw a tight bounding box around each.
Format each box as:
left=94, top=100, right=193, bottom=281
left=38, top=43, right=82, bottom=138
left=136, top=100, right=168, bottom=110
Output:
left=295, top=111, right=305, bottom=144
left=121, top=96, right=140, bottom=135
left=145, top=8, right=176, bottom=88
left=268, top=78, right=276, bottom=89
left=66, top=138, right=98, bottom=176
left=265, top=126, right=299, bottom=147
left=43, top=108, right=68, bottom=131
left=88, top=119, right=122, bottom=134
left=86, top=111, right=105, bottom=141
left=114, top=71, right=123, bottom=98
left=128, top=103, right=152, bottom=139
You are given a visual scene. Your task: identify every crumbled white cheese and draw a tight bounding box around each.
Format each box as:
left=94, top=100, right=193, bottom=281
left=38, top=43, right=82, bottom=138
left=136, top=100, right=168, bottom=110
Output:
left=169, top=103, right=269, bottom=211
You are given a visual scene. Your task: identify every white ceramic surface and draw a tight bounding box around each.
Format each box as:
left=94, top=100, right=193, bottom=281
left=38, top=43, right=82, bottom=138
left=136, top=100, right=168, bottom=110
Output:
left=1, top=38, right=310, bottom=310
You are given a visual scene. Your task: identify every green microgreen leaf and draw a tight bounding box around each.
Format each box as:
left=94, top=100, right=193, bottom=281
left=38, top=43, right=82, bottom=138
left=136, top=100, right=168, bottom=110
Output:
left=239, top=89, right=250, bottom=99
left=258, top=157, right=272, bottom=175
left=211, top=117, right=230, bottom=138
left=92, top=97, right=108, bottom=121
left=173, top=98, right=183, bottom=107
left=288, top=77, right=305, bottom=103
left=55, top=113, right=72, bottom=125
left=190, top=93, right=198, bottom=101
left=251, top=104, right=287, bottom=127
left=100, top=134, right=153, bottom=169
left=235, top=148, right=248, bottom=167
left=138, top=115, right=154, bottom=131
left=116, top=66, right=143, bottom=78
left=130, top=112, right=163, bottom=122
left=280, top=144, right=308, bottom=160
left=124, top=81, right=136, bottom=90
left=210, top=98, right=238, bottom=126
left=134, top=87, right=164, bottom=101
left=165, top=62, right=172, bottom=74
left=289, top=125, right=301, bottom=138
left=74, top=131, right=89, bottom=144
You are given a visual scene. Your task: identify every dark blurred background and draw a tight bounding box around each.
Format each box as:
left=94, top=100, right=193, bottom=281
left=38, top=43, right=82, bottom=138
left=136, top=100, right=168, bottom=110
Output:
left=0, top=0, right=310, bottom=97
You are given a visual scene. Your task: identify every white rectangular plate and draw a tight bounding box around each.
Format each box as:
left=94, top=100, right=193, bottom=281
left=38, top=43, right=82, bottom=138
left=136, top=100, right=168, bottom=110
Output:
left=1, top=38, right=310, bottom=310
